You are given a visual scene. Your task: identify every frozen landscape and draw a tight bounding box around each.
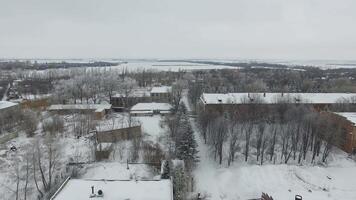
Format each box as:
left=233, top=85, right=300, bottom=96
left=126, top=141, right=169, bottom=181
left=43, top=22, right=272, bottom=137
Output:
left=1, top=0, right=356, bottom=199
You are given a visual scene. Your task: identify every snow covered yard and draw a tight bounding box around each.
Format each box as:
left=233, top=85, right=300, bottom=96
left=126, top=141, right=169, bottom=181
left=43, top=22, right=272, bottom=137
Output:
left=190, top=115, right=356, bottom=200
left=194, top=154, right=356, bottom=200
left=133, top=115, right=166, bottom=143
left=79, top=162, right=158, bottom=180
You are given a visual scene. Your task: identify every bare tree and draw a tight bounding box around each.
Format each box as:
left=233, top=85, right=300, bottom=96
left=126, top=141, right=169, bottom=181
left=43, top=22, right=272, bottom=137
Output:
left=171, top=80, right=185, bottom=113
left=244, top=122, right=254, bottom=162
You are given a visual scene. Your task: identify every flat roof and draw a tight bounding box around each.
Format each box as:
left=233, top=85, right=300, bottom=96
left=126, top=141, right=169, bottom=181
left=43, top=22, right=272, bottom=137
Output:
left=335, top=112, right=356, bottom=124
left=48, top=104, right=112, bottom=112
left=0, top=101, right=18, bottom=110
left=201, top=93, right=356, bottom=105
left=130, top=103, right=172, bottom=111
left=51, top=179, right=172, bottom=200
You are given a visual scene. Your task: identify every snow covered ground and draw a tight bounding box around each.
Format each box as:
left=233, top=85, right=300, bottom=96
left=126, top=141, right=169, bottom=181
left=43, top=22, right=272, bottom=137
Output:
left=80, top=162, right=157, bottom=180
left=133, top=115, right=166, bottom=144
left=183, top=93, right=356, bottom=200
left=194, top=149, right=356, bottom=200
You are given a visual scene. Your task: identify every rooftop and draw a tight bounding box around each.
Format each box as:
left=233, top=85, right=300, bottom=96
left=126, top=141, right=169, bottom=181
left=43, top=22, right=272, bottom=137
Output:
left=151, top=86, right=172, bottom=94
left=130, top=103, right=172, bottom=111
left=48, top=104, right=112, bottom=112
left=0, top=101, right=18, bottom=110
left=51, top=179, right=172, bottom=200
left=51, top=162, right=172, bottom=200
left=335, top=112, right=356, bottom=125
left=201, top=93, right=356, bottom=105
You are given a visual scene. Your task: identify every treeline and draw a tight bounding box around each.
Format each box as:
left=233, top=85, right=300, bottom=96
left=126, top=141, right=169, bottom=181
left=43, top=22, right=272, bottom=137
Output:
left=197, top=104, right=345, bottom=166
left=0, top=61, right=119, bottom=70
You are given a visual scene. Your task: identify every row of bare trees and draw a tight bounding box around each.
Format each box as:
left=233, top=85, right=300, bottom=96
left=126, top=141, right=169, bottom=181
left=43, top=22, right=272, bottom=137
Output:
left=197, top=104, right=345, bottom=166
left=51, top=69, right=137, bottom=104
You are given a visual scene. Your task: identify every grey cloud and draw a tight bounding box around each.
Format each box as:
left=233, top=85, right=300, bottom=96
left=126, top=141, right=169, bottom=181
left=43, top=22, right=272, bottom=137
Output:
left=0, top=0, right=355, bottom=60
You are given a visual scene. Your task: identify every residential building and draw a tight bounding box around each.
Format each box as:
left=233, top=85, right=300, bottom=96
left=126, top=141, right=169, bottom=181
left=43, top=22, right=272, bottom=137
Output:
left=331, top=112, right=356, bottom=153
left=199, top=93, right=356, bottom=113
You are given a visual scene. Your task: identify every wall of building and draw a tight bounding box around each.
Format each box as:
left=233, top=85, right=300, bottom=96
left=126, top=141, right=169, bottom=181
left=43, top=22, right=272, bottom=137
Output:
left=96, top=125, right=142, bottom=143
left=323, top=112, right=356, bottom=153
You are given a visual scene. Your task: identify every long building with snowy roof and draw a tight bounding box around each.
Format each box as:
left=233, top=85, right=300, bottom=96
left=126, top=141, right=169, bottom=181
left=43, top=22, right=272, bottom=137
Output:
left=199, top=92, right=356, bottom=112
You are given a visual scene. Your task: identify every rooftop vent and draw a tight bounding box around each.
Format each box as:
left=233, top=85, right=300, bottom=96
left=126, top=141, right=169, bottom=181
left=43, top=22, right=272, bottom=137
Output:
left=97, top=189, right=104, bottom=197
left=89, top=186, right=104, bottom=198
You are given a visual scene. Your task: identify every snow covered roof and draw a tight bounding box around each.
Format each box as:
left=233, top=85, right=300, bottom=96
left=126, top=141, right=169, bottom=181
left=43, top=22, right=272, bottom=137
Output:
left=130, top=103, right=172, bottom=112
left=151, top=86, right=172, bottom=93
left=334, top=112, right=356, bottom=125
left=201, top=93, right=356, bottom=105
left=0, top=101, right=18, bottom=110
left=48, top=104, right=111, bottom=112
left=51, top=179, right=173, bottom=200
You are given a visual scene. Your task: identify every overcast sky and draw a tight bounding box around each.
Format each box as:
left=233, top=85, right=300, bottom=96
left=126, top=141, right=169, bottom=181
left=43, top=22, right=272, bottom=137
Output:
left=0, top=0, right=355, bottom=60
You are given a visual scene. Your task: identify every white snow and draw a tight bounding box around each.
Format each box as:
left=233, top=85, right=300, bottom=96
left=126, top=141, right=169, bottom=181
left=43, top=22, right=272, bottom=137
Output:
left=0, top=101, right=18, bottom=110
left=81, top=162, right=155, bottom=180
left=116, top=61, right=236, bottom=72
left=334, top=112, right=356, bottom=124
left=201, top=93, right=356, bottom=105
left=133, top=115, right=165, bottom=143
